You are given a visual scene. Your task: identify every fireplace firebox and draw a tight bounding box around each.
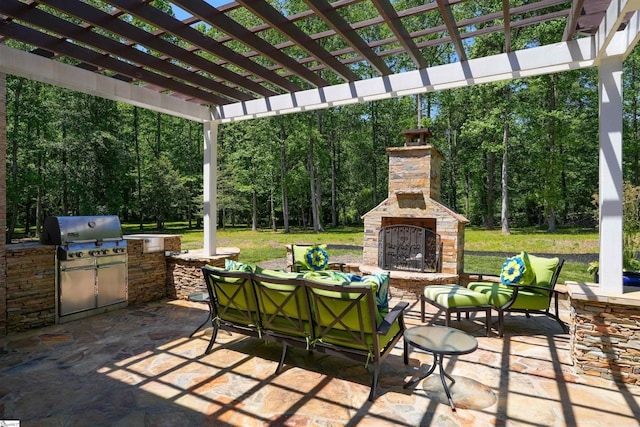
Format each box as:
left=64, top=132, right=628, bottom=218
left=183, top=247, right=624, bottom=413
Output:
left=378, top=224, right=442, bottom=273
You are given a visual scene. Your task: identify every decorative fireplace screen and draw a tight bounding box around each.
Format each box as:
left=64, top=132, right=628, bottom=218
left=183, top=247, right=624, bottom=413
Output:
left=378, top=224, right=442, bottom=273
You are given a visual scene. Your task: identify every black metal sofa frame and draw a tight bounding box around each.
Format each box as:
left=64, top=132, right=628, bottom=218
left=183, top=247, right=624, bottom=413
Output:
left=200, top=266, right=409, bottom=401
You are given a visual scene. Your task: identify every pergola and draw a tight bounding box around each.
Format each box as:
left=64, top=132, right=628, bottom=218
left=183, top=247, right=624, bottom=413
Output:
left=0, top=0, right=638, bottom=295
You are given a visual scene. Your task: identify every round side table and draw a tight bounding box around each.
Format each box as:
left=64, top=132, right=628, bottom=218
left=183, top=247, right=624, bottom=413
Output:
left=188, top=292, right=212, bottom=338
left=403, top=325, right=478, bottom=411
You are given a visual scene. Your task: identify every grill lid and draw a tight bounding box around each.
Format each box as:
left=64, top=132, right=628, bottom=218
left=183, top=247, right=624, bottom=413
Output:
left=41, top=215, right=123, bottom=245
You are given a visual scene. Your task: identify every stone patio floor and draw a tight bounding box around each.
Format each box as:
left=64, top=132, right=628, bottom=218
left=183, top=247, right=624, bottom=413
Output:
left=1, top=289, right=639, bottom=426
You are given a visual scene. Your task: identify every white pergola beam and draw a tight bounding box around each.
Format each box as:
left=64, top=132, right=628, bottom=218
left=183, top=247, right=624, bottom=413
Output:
left=0, top=44, right=213, bottom=122
left=596, top=0, right=640, bottom=60
left=214, top=37, right=596, bottom=123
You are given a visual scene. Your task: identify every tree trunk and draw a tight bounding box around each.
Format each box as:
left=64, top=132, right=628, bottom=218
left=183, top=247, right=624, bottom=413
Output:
left=270, top=185, right=277, bottom=231
left=547, top=75, right=558, bottom=232
left=371, top=102, right=378, bottom=206
left=36, top=151, right=42, bottom=238
left=501, top=121, right=511, bottom=234
left=7, top=77, right=23, bottom=243
left=330, top=129, right=338, bottom=227
left=309, top=112, right=323, bottom=232
left=252, top=188, right=258, bottom=231
left=134, top=107, right=143, bottom=230
left=446, top=125, right=458, bottom=209
left=486, top=151, right=495, bottom=230
left=280, top=120, right=290, bottom=233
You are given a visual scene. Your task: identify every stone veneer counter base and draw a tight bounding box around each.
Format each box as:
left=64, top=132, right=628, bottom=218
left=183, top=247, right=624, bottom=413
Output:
left=566, top=281, right=640, bottom=385
left=166, top=247, right=240, bottom=300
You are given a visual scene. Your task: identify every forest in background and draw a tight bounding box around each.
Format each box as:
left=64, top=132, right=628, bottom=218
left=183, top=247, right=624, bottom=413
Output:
left=4, top=1, right=640, bottom=242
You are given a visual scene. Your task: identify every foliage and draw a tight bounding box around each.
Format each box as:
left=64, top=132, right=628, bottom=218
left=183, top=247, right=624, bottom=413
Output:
left=623, top=182, right=640, bottom=271
left=4, top=23, right=640, bottom=243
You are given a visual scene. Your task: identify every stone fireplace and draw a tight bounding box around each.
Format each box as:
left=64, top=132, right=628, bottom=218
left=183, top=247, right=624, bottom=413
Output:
left=362, top=129, right=468, bottom=277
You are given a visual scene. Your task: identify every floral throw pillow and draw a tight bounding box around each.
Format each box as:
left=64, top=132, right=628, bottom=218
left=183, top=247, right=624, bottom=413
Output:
left=305, top=245, right=329, bottom=271
left=500, top=251, right=535, bottom=286
left=224, top=259, right=253, bottom=272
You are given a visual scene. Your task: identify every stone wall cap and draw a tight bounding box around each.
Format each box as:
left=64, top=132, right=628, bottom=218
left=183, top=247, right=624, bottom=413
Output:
left=359, top=264, right=458, bottom=281
left=566, top=281, right=640, bottom=307
left=169, top=247, right=240, bottom=261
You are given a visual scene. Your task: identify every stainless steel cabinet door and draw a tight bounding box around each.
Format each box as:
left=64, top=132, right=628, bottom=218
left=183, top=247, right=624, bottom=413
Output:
left=59, top=258, right=96, bottom=315
left=96, top=255, right=127, bottom=307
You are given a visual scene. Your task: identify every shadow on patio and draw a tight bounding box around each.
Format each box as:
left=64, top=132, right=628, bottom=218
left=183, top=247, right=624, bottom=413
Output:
left=1, top=294, right=639, bottom=426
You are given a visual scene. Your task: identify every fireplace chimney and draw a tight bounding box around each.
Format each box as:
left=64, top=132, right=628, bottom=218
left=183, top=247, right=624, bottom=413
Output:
left=362, top=128, right=468, bottom=275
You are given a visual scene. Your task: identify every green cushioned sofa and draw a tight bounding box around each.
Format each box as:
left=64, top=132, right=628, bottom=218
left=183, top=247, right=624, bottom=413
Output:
left=201, top=265, right=408, bottom=401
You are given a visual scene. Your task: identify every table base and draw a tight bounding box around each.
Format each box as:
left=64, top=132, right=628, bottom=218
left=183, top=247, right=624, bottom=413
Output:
left=404, top=352, right=457, bottom=411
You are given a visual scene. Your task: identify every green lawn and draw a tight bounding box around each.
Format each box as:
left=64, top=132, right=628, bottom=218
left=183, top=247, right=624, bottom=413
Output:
left=122, top=222, right=598, bottom=283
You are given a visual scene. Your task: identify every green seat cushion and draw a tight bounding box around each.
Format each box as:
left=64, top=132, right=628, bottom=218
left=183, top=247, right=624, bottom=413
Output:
left=468, top=282, right=550, bottom=310
left=315, top=318, right=401, bottom=353
left=424, top=284, right=489, bottom=308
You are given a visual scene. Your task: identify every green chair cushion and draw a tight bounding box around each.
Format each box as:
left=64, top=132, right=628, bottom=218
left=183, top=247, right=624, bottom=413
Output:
left=315, top=318, right=401, bottom=352
left=255, top=265, right=303, bottom=280
left=424, top=284, right=489, bottom=308
left=468, top=282, right=550, bottom=310
left=203, top=266, right=259, bottom=326
left=303, top=271, right=390, bottom=314
left=527, top=254, right=560, bottom=289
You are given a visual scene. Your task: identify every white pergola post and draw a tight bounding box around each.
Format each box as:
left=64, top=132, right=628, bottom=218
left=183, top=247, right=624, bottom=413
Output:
left=203, top=120, right=218, bottom=256
left=598, top=57, right=624, bottom=294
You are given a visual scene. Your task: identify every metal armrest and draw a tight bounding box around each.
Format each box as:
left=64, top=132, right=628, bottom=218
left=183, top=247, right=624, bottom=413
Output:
left=377, top=301, right=409, bottom=335
left=466, top=272, right=501, bottom=282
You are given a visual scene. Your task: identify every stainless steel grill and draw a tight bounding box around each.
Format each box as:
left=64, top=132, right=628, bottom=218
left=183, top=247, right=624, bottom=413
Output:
left=42, top=215, right=128, bottom=323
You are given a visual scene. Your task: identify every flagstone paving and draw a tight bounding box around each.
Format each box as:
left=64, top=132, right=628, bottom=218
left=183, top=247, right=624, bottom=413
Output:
left=1, top=290, right=639, bottom=426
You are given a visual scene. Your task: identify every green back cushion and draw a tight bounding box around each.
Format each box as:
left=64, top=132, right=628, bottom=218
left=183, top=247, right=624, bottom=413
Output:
left=252, top=273, right=311, bottom=338
left=224, top=259, right=254, bottom=272
left=528, top=254, right=560, bottom=288
left=500, top=251, right=535, bottom=285
left=254, top=265, right=303, bottom=279
left=360, top=273, right=390, bottom=314
left=309, top=284, right=400, bottom=352
left=303, top=271, right=390, bottom=314
left=292, top=244, right=328, bottom=271
left=203, top=266, right=258, bottom=326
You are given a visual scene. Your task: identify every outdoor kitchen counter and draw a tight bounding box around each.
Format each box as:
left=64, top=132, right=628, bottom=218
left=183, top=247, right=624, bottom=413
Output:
left=165, top=247, right=240, bottom=301
left=5, top=242, right=57, bottom=333
left=167, top=247, right=240, bottom=261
